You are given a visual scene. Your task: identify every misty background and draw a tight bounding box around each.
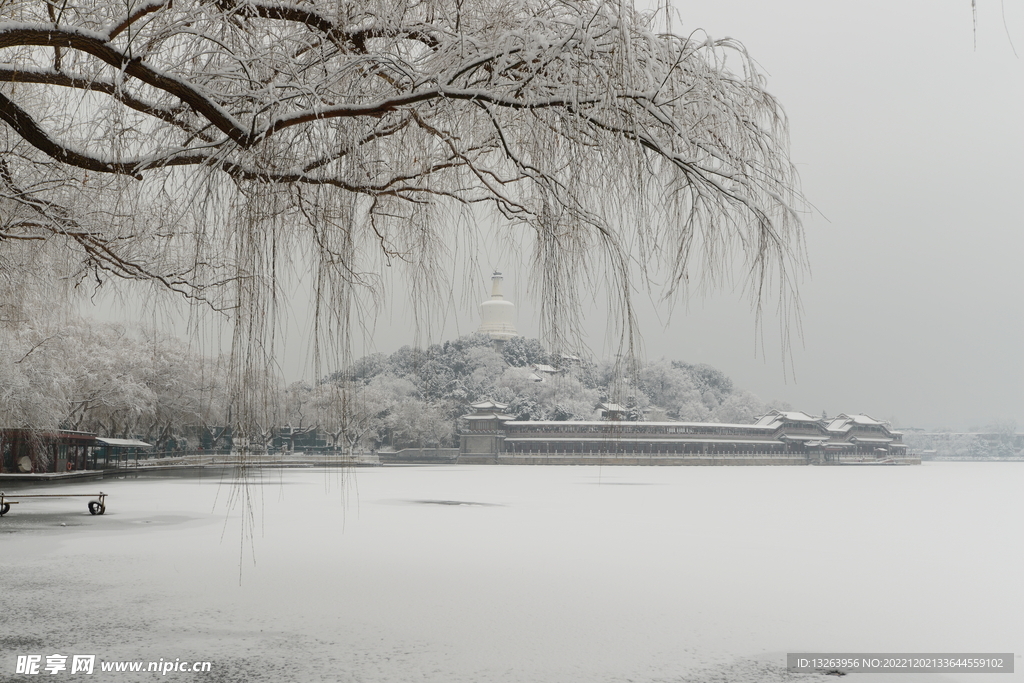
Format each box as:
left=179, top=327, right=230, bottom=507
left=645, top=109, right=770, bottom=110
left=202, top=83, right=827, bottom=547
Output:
left=86, top=0, right=1023, bottom=431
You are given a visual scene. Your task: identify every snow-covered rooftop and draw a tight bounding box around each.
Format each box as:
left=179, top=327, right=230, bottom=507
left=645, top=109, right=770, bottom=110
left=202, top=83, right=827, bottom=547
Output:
left=96, top=437, right=151, bottom=448
left=841, top=413, right=886, bottom=426
left=826, top=418, right=853, bottom=432
left=754, top=410, right=820, bottom=427
left=777, top=411, right=822, bottom=422
left=469, top=400, right=508, bottom=411
left=464, top=411, right=514, bottom=419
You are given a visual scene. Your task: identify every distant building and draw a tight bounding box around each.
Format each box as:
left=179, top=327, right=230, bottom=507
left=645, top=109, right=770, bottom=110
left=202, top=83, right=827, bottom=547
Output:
left=460, top=400, right=515, bottom=457
left=273, top=425, right=327, bottom=452
left=477, top=271, right=517, bottom=343
left=597, top=402, right=627, bottom=420
left=527, top=364, right=559, bottom=383
left=0, top=429, right=151, bottom=473
left=458, top=406, right=914, bottom=465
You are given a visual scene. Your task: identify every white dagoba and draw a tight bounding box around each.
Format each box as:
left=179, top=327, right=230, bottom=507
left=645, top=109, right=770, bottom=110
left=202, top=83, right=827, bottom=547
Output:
left=478, top=271, right=517, bottom=342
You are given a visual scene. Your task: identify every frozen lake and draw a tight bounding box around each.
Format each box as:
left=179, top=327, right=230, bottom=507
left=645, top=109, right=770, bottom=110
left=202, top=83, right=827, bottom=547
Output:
left=2, top=463, right=1021, bottom=682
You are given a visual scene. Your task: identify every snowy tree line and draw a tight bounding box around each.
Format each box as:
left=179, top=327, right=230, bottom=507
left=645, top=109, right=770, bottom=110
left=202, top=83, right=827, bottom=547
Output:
left=1, top=317, right=228, bottom=450
left=318, top=333, right=770, bottom=451
left=9, top=316, right=1020, bottom=460
left=2, top=321, right=770, bottom=454
left=902, top=424, right=1023, bottom=460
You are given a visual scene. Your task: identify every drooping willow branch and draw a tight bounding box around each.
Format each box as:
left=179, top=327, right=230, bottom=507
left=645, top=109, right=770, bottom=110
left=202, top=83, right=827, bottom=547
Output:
left=0, top=0, right=806, bottom=439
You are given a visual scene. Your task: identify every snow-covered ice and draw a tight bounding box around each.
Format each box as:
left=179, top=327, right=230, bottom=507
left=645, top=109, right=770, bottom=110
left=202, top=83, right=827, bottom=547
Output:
left=1, top=463, right=1021, bottom=682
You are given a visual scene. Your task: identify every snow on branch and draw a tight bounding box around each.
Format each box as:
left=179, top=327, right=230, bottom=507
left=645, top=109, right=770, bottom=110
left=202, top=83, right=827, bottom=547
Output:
left=0, top=0, right=805, bottom=437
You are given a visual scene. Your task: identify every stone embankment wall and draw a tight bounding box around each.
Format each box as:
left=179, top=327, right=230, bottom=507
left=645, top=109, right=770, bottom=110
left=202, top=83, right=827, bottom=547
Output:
left=378, top=448, right=459, bottom=464
left=458, top=453, right=921, bottom=466
left=493, top=453, right=812, bottom=466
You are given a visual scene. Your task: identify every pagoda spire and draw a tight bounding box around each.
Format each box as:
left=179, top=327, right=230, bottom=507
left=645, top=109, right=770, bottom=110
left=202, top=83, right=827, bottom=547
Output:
left=478, top=270, right=517, bottom=343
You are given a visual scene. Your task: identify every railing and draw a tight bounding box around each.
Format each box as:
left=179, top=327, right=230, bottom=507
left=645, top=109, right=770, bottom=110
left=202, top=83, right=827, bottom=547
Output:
left=99, top=448, right=231, bottom=469
left=379, top=448, right=459, bottom=462
left=498, top=451, right=807, bottom=460
left=101, top=449, right=381, bottom=469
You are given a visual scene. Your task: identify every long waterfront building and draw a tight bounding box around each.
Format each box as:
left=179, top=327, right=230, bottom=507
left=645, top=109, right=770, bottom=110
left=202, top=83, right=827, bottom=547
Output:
left=460, top=403, right=915, bottom=465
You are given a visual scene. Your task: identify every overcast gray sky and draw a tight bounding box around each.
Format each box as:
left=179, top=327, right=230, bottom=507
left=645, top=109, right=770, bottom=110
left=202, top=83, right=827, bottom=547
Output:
left=92, top=0, right=1023, bottom=431
left=349, top=1, right=1022, bottom=430
left=366, top=0, right=1024, bottom=430
left=655, top=0, right=1024, bottom=430
left=616, top=0, right=1024, bottom=430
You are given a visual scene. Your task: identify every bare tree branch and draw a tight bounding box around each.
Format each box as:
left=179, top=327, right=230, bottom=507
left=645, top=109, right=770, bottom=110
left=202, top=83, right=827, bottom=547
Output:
left=0, top=0, right=806, bottom=441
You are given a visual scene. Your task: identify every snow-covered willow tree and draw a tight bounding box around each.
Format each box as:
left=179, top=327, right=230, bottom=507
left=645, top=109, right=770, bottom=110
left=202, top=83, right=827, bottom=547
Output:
left=0, top=0, right=803, bottom=442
